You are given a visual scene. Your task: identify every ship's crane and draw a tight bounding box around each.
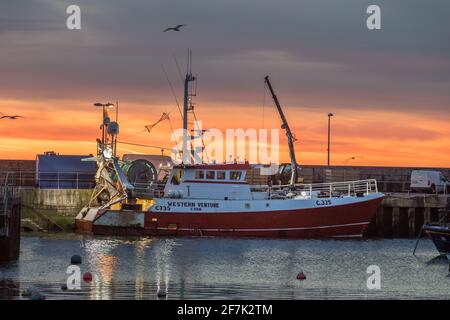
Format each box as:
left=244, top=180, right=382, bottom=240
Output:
left=264, top=76, right=299, bottom=187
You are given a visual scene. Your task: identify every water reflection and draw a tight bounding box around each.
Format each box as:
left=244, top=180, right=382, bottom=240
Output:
left=134, top=237, right=152, bottom=300
left=85, top=239, right=119, bottom=300
left=0, top=279, right=20, bottom=299
left=1, top=236, right=449, bottom=300
left=155, top=239, right=175, bottom=300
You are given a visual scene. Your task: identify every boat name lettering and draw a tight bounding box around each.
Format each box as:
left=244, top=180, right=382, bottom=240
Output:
left=316, top=199, right=332, bottom=206
left=167, top=201, right=219, bottom=208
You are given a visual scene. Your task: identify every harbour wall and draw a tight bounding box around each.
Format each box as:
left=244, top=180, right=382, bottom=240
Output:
left=0, top=197, right=21, bottom=263
left=19, top=188, right=92, bottom=231
left=366, top=194, right=449, bottom=238
left=3, top=159, right=450, bottom=193
left=299, top=165, right=450, bottom=192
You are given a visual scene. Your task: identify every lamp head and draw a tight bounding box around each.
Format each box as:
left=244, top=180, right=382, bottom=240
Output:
left=94, top=102, right=115, bottom=108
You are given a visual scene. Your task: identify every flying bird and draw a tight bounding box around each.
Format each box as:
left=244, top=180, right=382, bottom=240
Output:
left=0, top=112, right=24, bottom=120
left=163, top=24, right=186, bottom=32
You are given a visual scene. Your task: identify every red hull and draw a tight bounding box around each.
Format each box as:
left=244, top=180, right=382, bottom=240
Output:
left=89, top=197, right=383, bottom=238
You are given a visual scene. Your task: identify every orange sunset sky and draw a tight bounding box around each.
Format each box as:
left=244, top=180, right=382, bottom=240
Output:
left=1, top=0, right=449, bottom=167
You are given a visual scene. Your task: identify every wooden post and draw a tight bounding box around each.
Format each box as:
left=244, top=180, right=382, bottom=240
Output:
left=430, top=208, right=439, bottom=223
left=375, top=207, right=384, bottom=237
left=408, top=208, right=416, bottom=238
left=0, top=199, right=21, bottom=263
left=392, top=207, right=400, bottom=238
left=414, top=207, right=424, bottom=236
left=383, top=207, right=393, bottom=238
left=399, top=208, right=409, bottom=238
left=438, top=209, right=447, bottom=223
left=423, top=207, right=431, bottom=224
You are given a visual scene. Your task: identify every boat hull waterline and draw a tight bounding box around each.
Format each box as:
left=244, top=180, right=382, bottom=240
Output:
left=76, top=194, right=384, bottom=238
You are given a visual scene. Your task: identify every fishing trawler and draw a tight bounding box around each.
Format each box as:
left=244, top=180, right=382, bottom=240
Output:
left=75, top=56, right=384, bottom=238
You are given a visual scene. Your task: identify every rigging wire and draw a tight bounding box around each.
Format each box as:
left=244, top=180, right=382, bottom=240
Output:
left=161, top=64, right=184, bottom=120
left=167, top=116, right=181, bottom=159
left=120, top=129, right=147, bottom=140
left=172, top=52, right=184, bottom=83
left=117, top=140, right=173, bottom=151
left=191, top=109, right=210, bottom=162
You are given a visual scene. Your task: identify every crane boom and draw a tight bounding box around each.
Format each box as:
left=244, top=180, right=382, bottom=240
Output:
left=264, top=75, right=299, bottom=186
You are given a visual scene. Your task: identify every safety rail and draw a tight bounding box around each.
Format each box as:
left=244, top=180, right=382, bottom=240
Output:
left=133, top=182, right=166, bottom=198
left=0, top=171, right=95, bottom=189
left=254, top=179, right=380, bottom=199
left=143, top=179, right=379, bottom=199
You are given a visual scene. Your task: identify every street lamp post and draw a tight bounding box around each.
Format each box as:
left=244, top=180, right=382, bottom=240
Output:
left=327, top=113, right=334, bottom=166
left=94, top=102, right=115, bottom=156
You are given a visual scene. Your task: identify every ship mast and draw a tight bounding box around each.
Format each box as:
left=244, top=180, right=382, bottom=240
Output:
left=182, top=49, right=196, bottom=164
left=264, top=75, right=299, bottom=186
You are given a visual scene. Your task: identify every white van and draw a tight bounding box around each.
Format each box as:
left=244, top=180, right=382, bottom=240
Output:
left=410, top=170, right=449, bottom=194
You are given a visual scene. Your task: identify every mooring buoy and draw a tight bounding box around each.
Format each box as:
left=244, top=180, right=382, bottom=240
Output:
left=71, top=254, right=82, bottom=265
left=83, top=272, right=93, bottom=283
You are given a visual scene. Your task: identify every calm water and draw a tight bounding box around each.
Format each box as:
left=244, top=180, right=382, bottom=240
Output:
left=0, top=235, right=449, bottom=300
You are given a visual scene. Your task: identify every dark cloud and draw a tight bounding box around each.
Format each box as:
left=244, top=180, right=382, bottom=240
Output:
left=0, top=0, right=449, bottom=114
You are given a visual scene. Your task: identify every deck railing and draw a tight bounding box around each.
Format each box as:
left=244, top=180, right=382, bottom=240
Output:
left=252, top=179, right=379, bottom=199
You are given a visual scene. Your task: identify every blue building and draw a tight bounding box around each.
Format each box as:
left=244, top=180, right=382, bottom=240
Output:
left=35, top=153, right=96, bottom=189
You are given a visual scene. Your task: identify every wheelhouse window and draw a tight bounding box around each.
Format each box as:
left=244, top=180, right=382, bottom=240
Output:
left=206, top=171, right=215, bottom=179
left=195, top=170, right=205, bottom=179
left=230, top=171, right=242, bottom=180
left=171, top=169, right=184, bottom=185
left=217, top=171, right=226, bottom=180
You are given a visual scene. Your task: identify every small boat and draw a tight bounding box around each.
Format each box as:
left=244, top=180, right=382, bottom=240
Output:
left=414, top=209, right=450, bottom=257
left=423, top=225, right=450, bottom=256
left=423, top=218, right=450, bottom=256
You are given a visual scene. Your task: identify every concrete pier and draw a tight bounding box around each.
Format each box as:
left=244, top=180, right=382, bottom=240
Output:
left=0, top=197, right=21, bottom=263
left=365, top=194, right=449, bottom=238
left=19, top=188, right=92, bottom=231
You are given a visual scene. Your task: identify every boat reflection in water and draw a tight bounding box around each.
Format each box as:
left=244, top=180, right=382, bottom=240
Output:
left=133, top=238, right=151, bottom=300
left=2, top=236, right=449, bottom=300
left=154, top=239, right=175, bottom=300
left=84, top=239, right=118, bottom=300
left=81, top=237, right=175, bottom=300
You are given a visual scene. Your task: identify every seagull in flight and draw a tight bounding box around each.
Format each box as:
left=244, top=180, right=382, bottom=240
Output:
left=163, top=24, right=186, bottom=32
left=0, top=112, right=24, bottom=120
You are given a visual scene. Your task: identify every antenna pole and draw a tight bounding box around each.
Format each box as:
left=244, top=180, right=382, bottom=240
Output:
left=264, top=75, right=299, bottom=186
left=182, top=49, right=195, bottom=164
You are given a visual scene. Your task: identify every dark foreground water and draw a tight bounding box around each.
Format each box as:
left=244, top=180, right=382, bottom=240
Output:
left=1, top=235, right=449, bottom=300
